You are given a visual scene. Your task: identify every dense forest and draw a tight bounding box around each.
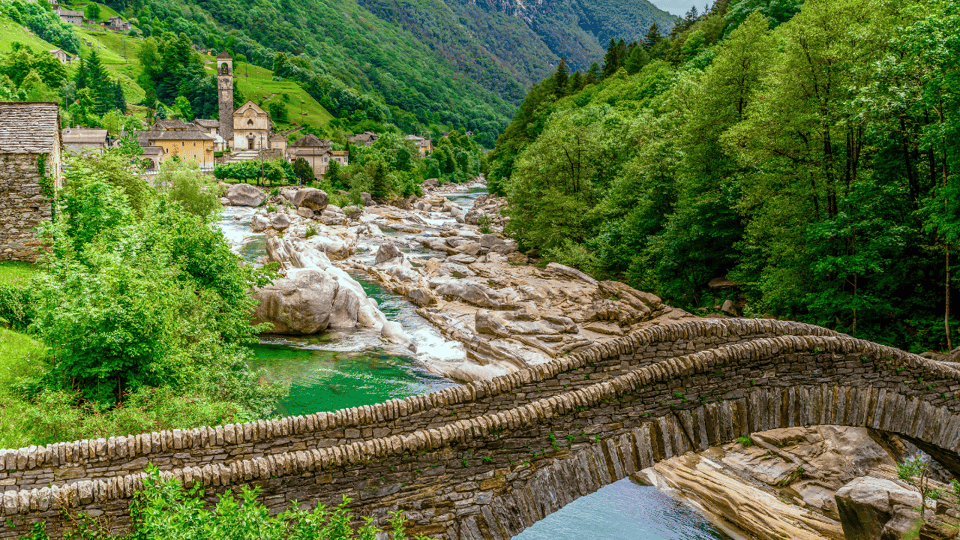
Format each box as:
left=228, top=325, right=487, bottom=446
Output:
left=490, top=0, right=960, bottom=352
left=87, top=0, right=672, bottom=146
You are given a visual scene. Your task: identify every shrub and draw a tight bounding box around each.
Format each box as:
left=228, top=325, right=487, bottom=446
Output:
left=737, top=435, right=754, bottom=447
left=156, top=161, right=221, bottom=218
left=0, top=283, right=34, bottom=332
left=24, top=466, right=437, bottom=540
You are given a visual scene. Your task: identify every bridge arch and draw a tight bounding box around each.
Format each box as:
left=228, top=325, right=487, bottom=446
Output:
left=0, top=321, right=958, bottom=539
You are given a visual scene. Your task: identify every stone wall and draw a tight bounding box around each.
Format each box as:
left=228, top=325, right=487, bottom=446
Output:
left=1, top=320, right=959, bottom=538
left=0, top=153, right=52, bottom=262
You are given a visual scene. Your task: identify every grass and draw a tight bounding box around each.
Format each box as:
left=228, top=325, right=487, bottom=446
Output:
left=0, top=14, right=57, bottom=54
left=0, top=328, right=45, bottom=449
left=0, top=262, right=37, bottom=286
left=213, top=60, right=335, bottom=132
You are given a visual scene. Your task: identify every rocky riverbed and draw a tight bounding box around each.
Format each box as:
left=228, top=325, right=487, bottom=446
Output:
left=224, top=180, right=697, bottom=382
left=222, top=180, right=960, bottom=540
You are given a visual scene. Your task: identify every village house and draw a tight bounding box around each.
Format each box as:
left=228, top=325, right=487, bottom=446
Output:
left=143, top=130, right=216, bottom=169
left=403, top=134, right=433, bottom=156
left=48, top=48, right=73, bottom=65
left=348, top=131, right=378, bottom=147
left=232, top=101, right=273, bottom=151
left=0, top=102, right=62, bottom=262
left=61, top=128, right=109, bottom=154
left=138, top=146, right=163, bottom=171
left=152, top=119, right=196, bottom=131
left=107, top=16, right=130, bottom=32
left=55, top=8, right=83, bottom=25
left=193, top=119, right=227, bottom=151
left=287, top=134, right=348, bottom=178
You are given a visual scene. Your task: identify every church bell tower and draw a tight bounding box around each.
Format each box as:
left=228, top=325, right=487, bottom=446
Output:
left=217, top=51, right=234, bottom=146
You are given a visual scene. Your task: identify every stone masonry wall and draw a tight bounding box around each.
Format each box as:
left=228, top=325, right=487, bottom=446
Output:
left=0, top=319, right=841, bottom=492
left=0, top=153, right=51, bottom=262
left=2, top=321, right=959, bottom=538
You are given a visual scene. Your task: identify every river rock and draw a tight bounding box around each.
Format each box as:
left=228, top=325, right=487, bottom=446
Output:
left=422, top=178, right=439, bottom=189
left=362, top=192, right=374, bottom=206
left=447, top=254, right=477, bottom=265
left=375, top=243, right=404, bottom=265
left=252, top=269, right=338, bottom=334
left=270, top=213, right=291, bottom=231
left=546, top=262, right=598, bottom=286
left=409, top=288, right=437, bottom=307
left=456, top=242, right=481, bottom=256
left=435, top=281, right=504, bottom=308
left=226, top=183, right=266, bottom=207
left=835, top=477, right=922, bottom=540
left=280, top=188, right=299, bottom=204
left=292, top=188, right=329, bottom=211
left=343, top=205, right=363, bottom=219
left=297, top=207, right=315, bottom=219
left=250, top=213, right=270, bottom=232
left=450, top=205, right=465, bottom=223
left=320, top=210, right=348, bottom=226
left=583, top=321, right=624, bottom=336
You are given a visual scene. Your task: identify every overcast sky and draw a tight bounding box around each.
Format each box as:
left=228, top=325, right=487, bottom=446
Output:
left=649, top=0, right=714, bottom=17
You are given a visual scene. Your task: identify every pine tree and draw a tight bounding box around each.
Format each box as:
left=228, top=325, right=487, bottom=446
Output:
left=644, top=23, right=663, bottom=51
left=114, top=80, right=126, bottom=113
left=602, top=39, right=619, bottom=78
left=585, top=62, right=601, bottom=85
left=554, top=57, right=569, bottom=96
left=625, top=45, right=649, bottom=74
left=569, top=71, right=584, bottom=92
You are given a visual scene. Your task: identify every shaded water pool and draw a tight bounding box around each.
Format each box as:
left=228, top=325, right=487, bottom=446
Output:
left=247, top=343, right=457, bottom=416
left=515, top=480, right=728, bottom=540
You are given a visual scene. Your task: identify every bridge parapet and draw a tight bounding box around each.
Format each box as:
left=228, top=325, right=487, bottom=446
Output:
left=0, top=319, right=840, bottom=492
left=1, top=322, right=958, bottom=539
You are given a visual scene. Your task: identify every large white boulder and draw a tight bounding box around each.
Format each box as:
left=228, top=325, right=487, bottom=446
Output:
left=225, top=183, right=266, bottom=207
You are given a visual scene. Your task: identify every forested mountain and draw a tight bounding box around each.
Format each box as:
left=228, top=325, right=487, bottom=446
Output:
left=94, top=0, right=673, bottom=146
left=489, top=0, right=960, bottom=352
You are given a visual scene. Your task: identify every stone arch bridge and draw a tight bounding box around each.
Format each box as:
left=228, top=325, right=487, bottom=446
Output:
left=1, top=319, right=959, bottom=539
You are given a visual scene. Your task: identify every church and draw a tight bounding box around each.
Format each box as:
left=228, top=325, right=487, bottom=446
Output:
left=216, top=52, right=279, bottom=152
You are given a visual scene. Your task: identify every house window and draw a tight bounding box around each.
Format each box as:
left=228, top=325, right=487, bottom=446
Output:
left=182, top=142, right=185, bottom=147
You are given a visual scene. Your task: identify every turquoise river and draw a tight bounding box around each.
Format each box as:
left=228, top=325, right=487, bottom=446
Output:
left=222, top=185, right=729, bottom=540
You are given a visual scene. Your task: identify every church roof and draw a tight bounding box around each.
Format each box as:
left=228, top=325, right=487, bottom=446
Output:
left=234, top=101, right=268, bottom=117
left=0, top=102, right=60, bottom=154
left=217, top=50, right=232, bottom=60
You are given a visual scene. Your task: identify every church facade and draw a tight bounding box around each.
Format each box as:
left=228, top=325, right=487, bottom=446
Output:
left=233, top=102, right=272, bottom=151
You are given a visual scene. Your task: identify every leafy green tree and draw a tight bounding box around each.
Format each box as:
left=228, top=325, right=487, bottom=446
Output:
left=368, top=160, right=391, bottom=199
left=174, top=95, right=194, bottom=121
left=292, top=157, right=314, bottom=185
left=83, top=2, right=100, bottom=21
left=157, top=160, right=221, bottom=218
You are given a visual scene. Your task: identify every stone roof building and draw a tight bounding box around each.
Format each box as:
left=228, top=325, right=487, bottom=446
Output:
left=62, top=128, right=109, bottom=154
left=153, top=119, right=196, bottom=131
left=288, top=134, right=347, bottom=178
left=143, top=130, right=216, bottom=168
left=348, top=131, right=379, bottom=146
left=0, top=102, right=62, bottom=262
left=48, top=49, right=74, bottom=65
left=107, top=16, right=130, bottom=31
left=55, top=9, right=83, bottom=25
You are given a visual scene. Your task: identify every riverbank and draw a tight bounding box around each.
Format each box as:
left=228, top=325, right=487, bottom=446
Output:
left=228, top=180, right=699, bottom=383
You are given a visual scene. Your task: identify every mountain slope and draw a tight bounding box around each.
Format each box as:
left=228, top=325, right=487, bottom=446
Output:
left=99, top=0, right=674, bottom=144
